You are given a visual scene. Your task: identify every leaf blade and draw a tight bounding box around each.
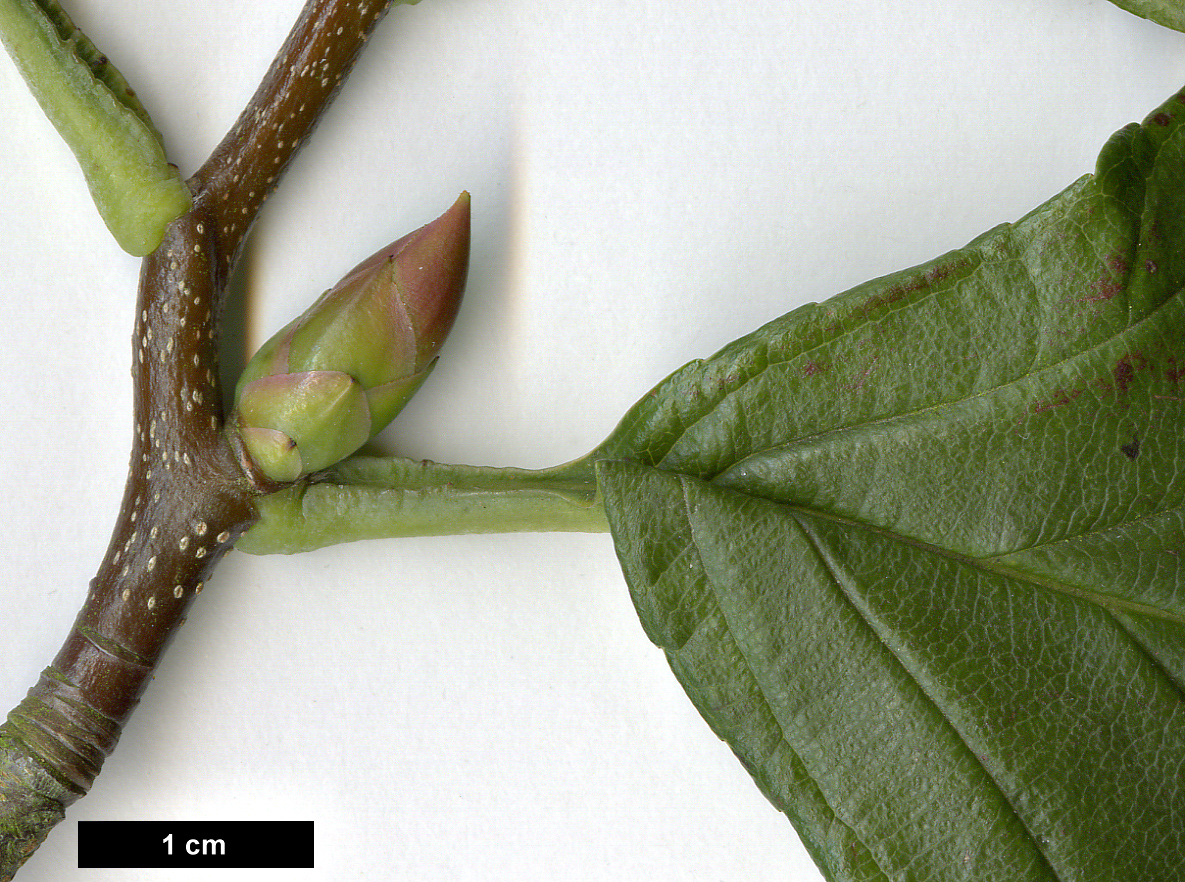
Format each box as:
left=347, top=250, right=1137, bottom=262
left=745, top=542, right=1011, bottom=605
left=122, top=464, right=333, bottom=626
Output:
left=600, top=460, right=1185, bottom=881
left=595, top=91, right=1185, bottom=492
left=597, top=86, right=1185, bottom=880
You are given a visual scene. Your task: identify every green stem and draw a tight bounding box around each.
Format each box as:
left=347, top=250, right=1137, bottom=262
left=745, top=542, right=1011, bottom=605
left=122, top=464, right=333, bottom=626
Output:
left=236, top=454, right=609, bottom=554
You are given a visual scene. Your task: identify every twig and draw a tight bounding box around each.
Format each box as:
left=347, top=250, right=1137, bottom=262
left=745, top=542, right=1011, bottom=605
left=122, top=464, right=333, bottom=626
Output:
left=0, top=2, right=396, bottom=876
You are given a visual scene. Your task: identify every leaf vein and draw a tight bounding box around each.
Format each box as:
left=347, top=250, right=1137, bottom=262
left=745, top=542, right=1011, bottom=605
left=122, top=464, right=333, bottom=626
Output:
left=715, top=286, right=1180, bottom=492
left=984, top=500, right=1185, bottom=561
left=651, top=245, right=995, bottom=470
left=1106, top=609, right=1185, bottom=703
left=675, top=481, right=895, bottom=882
left=785, top=501, right=1185, bottom=627
left=789, top=512, right=1067, bottom=882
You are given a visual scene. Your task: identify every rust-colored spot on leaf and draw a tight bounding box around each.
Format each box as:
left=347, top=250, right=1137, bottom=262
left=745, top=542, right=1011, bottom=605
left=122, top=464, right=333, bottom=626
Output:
left=1166, top=358, right=1185, bottom=384
left=1152, top=113, right=1173, bottom=127
left=1031, top=386, right=1084, bottom=416
left=1112, top=353, right=1149, bottom=396
left=857, top=257, right=973, bottom=319
left=802, top=360, right=828, bottom=377
left=861, top=278, right=924, bottom=316
left=1080, top=252, right=1131, bottom=303
left=845, top=354, right=880, bottom=393
left=924, top=259, right=966, bottom=286
left=1086, top=276, right=1122, bottom=303
left=1114, top=358, right=1135, bottom=394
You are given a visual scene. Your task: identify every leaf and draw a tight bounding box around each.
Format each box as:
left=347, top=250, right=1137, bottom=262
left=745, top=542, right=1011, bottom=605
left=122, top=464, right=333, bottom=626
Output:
left=599, top=462, right=1185, bottom=881
left=0, top=0, right=191, bottom=255
left=597, top=87, right=1185, bottom=881
left=1103, top=0, right=1185, bottom=32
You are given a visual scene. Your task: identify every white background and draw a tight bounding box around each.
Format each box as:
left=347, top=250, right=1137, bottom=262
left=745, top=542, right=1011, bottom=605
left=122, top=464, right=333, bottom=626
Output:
left=0, top=0, right=1180, bottom=879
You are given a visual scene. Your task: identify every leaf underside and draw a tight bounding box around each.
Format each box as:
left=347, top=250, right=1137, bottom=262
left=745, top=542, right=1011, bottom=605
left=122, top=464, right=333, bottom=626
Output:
left=598, top=88, right=1185, bottom=881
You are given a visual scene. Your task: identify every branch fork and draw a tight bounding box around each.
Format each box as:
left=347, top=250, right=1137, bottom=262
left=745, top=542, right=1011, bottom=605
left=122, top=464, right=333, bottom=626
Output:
left=0, top=1, right=408, bottom=875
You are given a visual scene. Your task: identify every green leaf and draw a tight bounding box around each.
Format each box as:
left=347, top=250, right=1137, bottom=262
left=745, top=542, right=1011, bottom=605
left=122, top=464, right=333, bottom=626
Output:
left=0, top=0, right=191, bottom=255
left=599, top=461, right=1185, bottom=881
left=1103, top=0, right=1185, bottom=32
left=597, top=86, right=1185, bottom=880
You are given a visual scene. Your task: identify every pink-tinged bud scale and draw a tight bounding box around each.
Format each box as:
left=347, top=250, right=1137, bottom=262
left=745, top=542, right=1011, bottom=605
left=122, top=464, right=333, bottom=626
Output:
left=232, top=194, right=470, bottom=483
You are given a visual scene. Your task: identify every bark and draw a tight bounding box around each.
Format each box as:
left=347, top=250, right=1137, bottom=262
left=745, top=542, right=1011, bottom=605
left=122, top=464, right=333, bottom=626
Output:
left=0, top=1, right=397, bottom=877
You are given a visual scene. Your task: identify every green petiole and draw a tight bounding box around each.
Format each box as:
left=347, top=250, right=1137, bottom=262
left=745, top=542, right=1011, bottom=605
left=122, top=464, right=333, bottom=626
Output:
left=236, top=454, right=609, bottom=554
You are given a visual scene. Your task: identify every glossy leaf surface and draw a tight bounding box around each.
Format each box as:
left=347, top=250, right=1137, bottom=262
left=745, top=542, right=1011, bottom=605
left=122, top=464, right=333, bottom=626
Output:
left=598, top=88, right=1185, bottom=880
